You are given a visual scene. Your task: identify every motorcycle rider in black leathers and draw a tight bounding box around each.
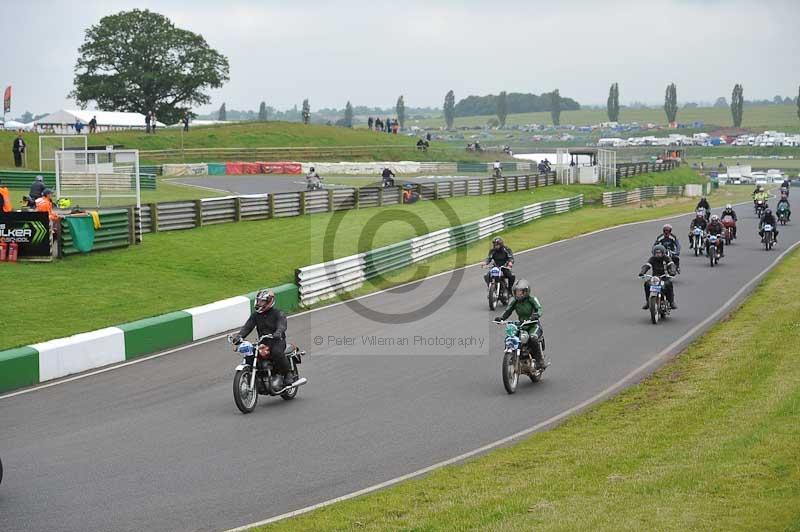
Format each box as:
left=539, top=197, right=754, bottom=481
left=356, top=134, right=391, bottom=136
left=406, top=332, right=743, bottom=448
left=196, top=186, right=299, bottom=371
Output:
left=759, top=209, right=779, bottom=242
left=696, top=196, right=711, bottom=220
left=705, top=214, right=725, bottom=257
left=654, top=223, right=681, bottom=273
left=232, top=289, right=296, bottom=388
left=688, top=212, right=707, bottom=249
left=720, top=204, right=738, bottom=239
left=639, top=244, right=677, bottom=310
left=483, top=237, right=515, bottom=291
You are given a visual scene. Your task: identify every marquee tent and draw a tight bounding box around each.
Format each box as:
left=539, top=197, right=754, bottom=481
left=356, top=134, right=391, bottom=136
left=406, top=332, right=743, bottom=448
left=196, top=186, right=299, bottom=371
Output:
left=34, top=109, right=166, bottom=134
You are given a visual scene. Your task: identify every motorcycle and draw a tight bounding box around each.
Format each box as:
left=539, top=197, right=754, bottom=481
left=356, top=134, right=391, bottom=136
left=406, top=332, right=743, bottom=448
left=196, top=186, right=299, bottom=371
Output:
left=762, top=224, right=775, bottom=251
left=777, top=208, right=789, bottom=225
left=486, top=264, right=511, bottom=310
left=492, top=167, right=502, bottom=179
left=722, top=215, right=736, bottom=245
left=641, top=273, right=672, bottom=324
left=228, top=334, right=307, bottom=414
left=382, top=176, right=395, bottom=188
left=691, top=227, right=705, bottom=256
left=706, top=234, right=722, bottom=267
left=306, top=175, right=323, bottom=191
left=494, top=318, right=546, bottom=394
left=754, top=199, right=767, bottom=218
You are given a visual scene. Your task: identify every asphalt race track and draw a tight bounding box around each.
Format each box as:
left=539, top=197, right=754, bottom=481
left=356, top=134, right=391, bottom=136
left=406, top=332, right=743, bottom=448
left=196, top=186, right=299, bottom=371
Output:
left=1, top=203, right=796, bottom=532
left=170, top=174, right=482, bottom=195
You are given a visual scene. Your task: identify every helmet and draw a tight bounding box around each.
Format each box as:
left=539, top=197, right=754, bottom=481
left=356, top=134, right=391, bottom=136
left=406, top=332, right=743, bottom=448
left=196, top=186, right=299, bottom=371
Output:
left=662, top=224, right=673, bottom=234
left=310, top=166, right=315, bottom=172
left=254, top=289, right=275, bottom=313
left=765, top=208, right=772, bottom=215
left=512, top=279, right=530, bottom=301
left=57, top=198, right=71, bottom=209
left=35, top=175, right=44, bottom=182
left=726, top=204, right=732, bottom=210
left=492, top=237, right=504, bottom=248
left=710, top=214, right=719, bottom=222
left=653, top=244, right=666, bottom=257
left=42, top=188, right=53, bottom=196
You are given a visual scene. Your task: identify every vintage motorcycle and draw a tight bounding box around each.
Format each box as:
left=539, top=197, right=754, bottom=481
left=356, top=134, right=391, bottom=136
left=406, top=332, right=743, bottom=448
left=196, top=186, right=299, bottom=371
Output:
left=486, top=263, right=511, bottom=310
left=493, top=318, right=546, bottom=394
left=691, top=226, right=705, bottom=256
left=228, top=334, right=307, bottom=414
left=641, top=273, right=673, bottom=325
left=722, top=215, right=736, bottom=245
left=706, top=233, right=722, bottom=267
left=762, top=223, right=775, bottom=251
left=754, top=198, right=767, bottom=218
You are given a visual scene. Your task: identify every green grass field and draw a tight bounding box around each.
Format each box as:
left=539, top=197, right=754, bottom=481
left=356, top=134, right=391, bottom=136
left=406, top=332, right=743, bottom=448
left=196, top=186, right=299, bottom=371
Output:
left=0, top=121, right=497, bottom=169
left=0, top=167, right=710, bottom=351
left=257, top=243, right=800, bottom=532
left=411, top=104, right=800, bottom=130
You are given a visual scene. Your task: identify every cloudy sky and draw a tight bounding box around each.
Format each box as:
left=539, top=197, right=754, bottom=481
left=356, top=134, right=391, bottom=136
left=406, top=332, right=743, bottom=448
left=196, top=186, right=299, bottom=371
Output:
left=2, top=0, right=799, bottom=116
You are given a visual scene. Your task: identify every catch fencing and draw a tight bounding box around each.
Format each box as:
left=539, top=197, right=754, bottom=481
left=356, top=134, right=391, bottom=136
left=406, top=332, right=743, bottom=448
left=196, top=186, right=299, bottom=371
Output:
left=295, top=195, right=584, bottom=306
left=61, top=210, right=135, bottom=255
left=134, top=172, right=557, bottom=234
left=0, top=169, right=157, bottom=190
left=602, top=185, right=685, bottom=207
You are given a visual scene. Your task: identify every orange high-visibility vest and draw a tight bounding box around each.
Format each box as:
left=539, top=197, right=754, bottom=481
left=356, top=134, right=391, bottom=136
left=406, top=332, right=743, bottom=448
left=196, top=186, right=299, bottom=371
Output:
left=35, top=196, right=58, bottom=221
left=0, top=187, right=11, bottom=212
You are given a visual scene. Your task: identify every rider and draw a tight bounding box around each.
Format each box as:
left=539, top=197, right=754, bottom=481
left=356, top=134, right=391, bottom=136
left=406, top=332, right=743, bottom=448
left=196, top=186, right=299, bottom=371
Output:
left=639, top=244, right=677, bottom=310
left=720, top=203, right=738, bottom=239
left=492, top=160, right=502, bottom=178
left=232, top=289, right=295, bottom=388
left=781, top=178, right=790, bottom=196
left=706, top=214, right=725, bottom=257
left=754, top=187, right=769, bottom=208
left=381, top=167, right=396, bottom=187
left=696, top=196, right=711, bottom=220
left=654, top=224, right=681, bottom=273
left=495, top=279, right=547, bottom=369
left=306, top=167, right=321, bottom=189
left=688, top=211, right=708, bottom=248
left=759, top=208, right=779, bottom=242
left=484, top=237, right=515, bottom=291
left=776, top=193, right=791, bottom=221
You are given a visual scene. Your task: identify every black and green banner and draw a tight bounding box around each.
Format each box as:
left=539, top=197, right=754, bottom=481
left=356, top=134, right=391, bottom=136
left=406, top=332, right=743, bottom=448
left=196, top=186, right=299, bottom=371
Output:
left=0, top=212, right=50, bottom=258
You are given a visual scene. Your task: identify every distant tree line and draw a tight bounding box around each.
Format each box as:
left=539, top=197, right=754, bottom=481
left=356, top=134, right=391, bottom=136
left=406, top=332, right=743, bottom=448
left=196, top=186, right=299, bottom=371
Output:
left=454, top=91, right=580, bottom=117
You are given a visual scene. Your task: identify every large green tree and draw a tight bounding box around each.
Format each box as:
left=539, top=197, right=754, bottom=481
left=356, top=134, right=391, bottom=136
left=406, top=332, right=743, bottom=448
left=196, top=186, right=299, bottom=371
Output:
left=731, top=84, right=744, bottom=127
left=396, top=95, right=405, bottom=129
left=343, top=101, right=354, bottom=127
left=70, top=9, right=229, bottom=124
left=607, top=83, right=619, bottom=122
left=258, top=101, right=267, bottom=121
left=550, top=89, right=562, bottom=126
left=444, top=90, right=455, bottom=129
left=496, top=91, right=508, bottom=127
left=664, top=83, right=678, bottom=123
left=302, top=99, right=311, bottom=125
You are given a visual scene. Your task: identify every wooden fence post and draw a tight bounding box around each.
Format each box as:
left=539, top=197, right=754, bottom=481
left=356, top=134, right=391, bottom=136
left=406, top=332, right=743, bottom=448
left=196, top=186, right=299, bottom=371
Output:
left=194, top=199, right=203, bottom=227
left=149, top=202, right=159, bottom=233
left=268, top=193, right=275, bottom=219
left=378, top=186, right=384, bottom=205
left=354, top=188, right=360, bottom=209
left=328, top=189, right=334, bottom=212
left=234, top=197, right=241, bottom=222
left=299, top=191, right=307, bottom=215
left=126, top=207, right=135, bottom=245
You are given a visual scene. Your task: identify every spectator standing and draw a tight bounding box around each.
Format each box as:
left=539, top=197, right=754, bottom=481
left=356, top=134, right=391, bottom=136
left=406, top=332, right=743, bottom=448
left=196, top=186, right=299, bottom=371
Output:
left=0, top=178, right=12, bottom=212
left=145, top=111, right=151, bottom=133
left=88, top=116, right=98, bottom=133
left=392, top=120, right=399, bottom=134
left=75, top=120, right=84, bottom=134
left=367, top=117, right=374, bottom=130
left=182, top=112, right=190, bottom=132
left=385, top=117, right=391, bottom=133
left=426, top=132, right=432, bottom=141
left=12, top=134, right=26, bottom=167
left=150, top=112, right=157, bottom=134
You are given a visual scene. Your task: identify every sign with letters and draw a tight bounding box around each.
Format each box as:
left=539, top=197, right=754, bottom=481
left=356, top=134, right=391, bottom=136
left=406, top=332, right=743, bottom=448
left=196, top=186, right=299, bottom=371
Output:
left=0, top=212, right=51, bottom=258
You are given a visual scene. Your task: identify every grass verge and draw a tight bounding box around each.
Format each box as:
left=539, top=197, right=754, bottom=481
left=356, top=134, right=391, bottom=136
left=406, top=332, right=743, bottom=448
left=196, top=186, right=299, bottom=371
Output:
left=254, top=240, right=800, bottom=532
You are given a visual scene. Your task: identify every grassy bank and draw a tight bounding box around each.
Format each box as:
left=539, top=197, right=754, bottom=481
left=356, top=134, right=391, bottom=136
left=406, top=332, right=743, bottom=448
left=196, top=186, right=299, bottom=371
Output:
left=411, top=104, right=799, bottom=130
left=0, top=169, right=724, bottom=351
left=257, top=242, right=800, bottom=532
left=0, top=121, right=498, bottom=169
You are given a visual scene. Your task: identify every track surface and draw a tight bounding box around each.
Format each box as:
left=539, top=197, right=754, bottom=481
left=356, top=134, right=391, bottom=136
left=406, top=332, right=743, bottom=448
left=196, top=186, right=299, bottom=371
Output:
left=170, top=174, right=482, bottom=194
left=1, top=204, right=795, bottom=532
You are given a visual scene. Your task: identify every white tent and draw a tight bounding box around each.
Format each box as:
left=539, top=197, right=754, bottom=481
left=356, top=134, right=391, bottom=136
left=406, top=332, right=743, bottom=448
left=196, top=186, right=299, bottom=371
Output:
left=1, top=120, right=35, bottom=131
left=34, top=109, right=166, bottom=134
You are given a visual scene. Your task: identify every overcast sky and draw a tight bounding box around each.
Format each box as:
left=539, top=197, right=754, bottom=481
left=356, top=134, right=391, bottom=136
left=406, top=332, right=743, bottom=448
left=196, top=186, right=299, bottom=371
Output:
left=2, top=0, right=799, bottom=116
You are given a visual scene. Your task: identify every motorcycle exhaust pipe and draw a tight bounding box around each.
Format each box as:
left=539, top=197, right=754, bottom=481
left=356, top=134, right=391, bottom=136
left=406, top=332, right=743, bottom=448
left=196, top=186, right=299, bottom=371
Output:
left=277, top=377, right=308, bottom=393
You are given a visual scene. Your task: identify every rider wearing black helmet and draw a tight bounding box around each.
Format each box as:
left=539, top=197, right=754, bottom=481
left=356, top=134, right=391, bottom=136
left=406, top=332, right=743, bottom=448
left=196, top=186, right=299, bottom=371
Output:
left=483, top=237, right=515, bottom=290
left=496, top=279, right=547, bottom=369
left=639, top=244, right=677, bottom=310
left=232, top=289, right=295, bottom=387
left=706, top=214, right=725, bottom=257
left=654, top=224, right=681, bottom=273
left=759, top=208, right=779, bottom=242
left=696, top=196, right=711, bottom=220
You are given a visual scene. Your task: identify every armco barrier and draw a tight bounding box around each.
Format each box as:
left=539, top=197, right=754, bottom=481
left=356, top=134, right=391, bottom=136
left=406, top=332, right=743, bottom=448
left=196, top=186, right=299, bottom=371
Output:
left=61, top=209, right=134, bottom=254
left=296, top=195, right=584, bottom=306
left=0, top=282, right=299, bottom=394
left=602, top=185, right=685, bottom=207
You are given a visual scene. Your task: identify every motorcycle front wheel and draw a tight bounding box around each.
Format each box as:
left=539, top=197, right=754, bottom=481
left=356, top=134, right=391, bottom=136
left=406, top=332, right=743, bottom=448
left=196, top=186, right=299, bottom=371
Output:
left=502, top=351, right=519, bottom=394
left=233, top=368, right=258, bottom=413
left=488, top=282, right=497, bottom=310
left=650, top=296, right=659, bottom=324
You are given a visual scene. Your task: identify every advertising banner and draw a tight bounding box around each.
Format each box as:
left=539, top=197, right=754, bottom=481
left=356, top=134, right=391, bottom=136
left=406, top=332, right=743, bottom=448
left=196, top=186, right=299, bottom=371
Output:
left=3, top=86, right=10, bottom=113
left=0, top=212, right=50, bottom=258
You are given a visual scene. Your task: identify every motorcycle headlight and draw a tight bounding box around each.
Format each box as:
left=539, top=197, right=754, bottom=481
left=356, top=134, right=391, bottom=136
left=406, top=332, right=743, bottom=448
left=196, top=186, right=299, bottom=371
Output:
left=650, top=277, right=661, bottom=286
left=519, top=330, right=530, bottom=345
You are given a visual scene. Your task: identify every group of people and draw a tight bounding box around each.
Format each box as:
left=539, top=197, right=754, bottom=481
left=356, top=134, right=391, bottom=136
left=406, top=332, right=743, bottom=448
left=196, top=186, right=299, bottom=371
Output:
left=145, top=111, right=158, bottom=134
left=367, top=117, right=399, bottom=134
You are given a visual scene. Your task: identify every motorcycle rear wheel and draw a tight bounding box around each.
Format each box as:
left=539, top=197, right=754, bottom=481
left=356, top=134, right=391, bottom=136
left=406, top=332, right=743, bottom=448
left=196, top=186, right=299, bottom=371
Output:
left=233, top=369, right=258, bottom=414
left=502, top=351, right=519, bottom=394
left=281, top=373, right=299, bottom=400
